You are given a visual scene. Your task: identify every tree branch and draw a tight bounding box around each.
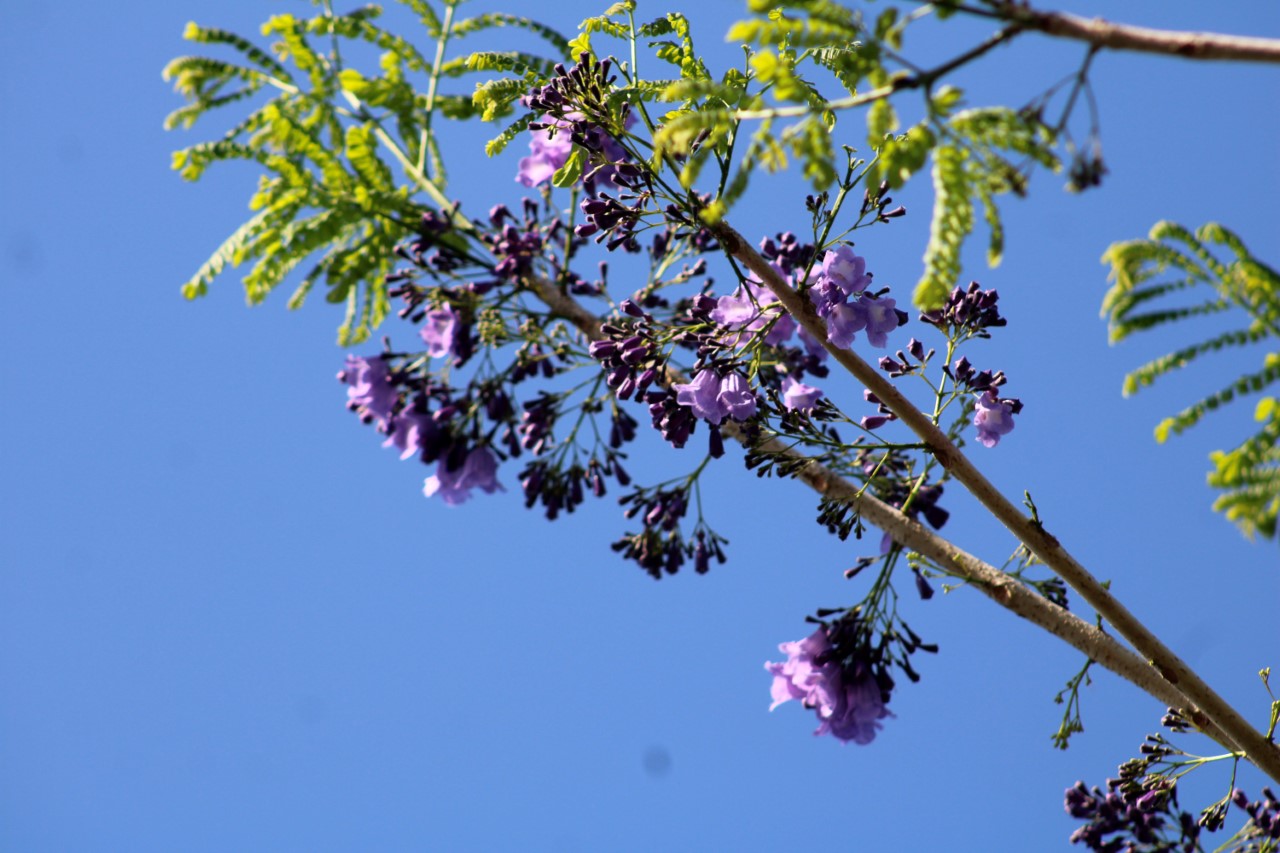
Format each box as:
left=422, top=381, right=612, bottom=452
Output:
left=952, top=2, right=1280, bottom=64
left=706, top=222, right=1280, bottom=782
left=524, top=276, right=1240, bottom=755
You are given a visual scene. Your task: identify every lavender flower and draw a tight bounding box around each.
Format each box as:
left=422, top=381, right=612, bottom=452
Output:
left=717, top=372, right=759, bottom=421
left=782, top=376, right=823, bottom=412
left=420, top=305, right=459, bottom=359
left=674, top=369, right=727, bottom=425
left=765, top=628, right=892, bottom=745
left=384, top=408, right=437, bottom=460
left=423, top=447, right=505, bottom=506
left=516, top=116, right=574, bottom=187
left=821, top=246, right=872, bottom=296
left=673, top=369, right=759, bottom=425
left=862, top=297, right=902, bottom=348
left=973, top=391, right=1016, bottom=447
left=339, top=354, right=398, bottom=426
left=711, top=275, right=796, bottom=348
left=826, top=301, right=868, bottom=349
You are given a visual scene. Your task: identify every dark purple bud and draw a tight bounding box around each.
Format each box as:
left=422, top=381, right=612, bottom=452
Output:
left=589, top=342, right=617, bottom=362
left=861, top=415, right=890, bottom=430
left=912, top=567, right=934, bottom=600
left=708, top=425, right=724, bottom=458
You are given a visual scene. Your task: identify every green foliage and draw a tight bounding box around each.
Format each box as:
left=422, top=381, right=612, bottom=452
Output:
left=916, top=144, right=970, bottom=310
left=1103, top=222, right=1280, bottom=540
left=1209, top=398, right=1280, bottom=541
left=166, top=2, right=564, bottom=345
left=913, top=108, right=1059, bottom=310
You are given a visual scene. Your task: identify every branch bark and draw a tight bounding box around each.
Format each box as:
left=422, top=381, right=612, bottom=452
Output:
left=957, top=2, right=1280, bottom=64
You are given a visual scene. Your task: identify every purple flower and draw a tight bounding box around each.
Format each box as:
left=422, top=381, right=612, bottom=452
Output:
left=383, top=408, right=436, bottom=460
left=765, top=629, right=892, bottom=745
left=340, top=354, right=398, bottom=426
left=674, top=368, right=728, bottom=425
left=516, top=116, right=575, bottom=187
left=516, top=112, right=634, bottom=192
left=973, top=391, right=1015, bottom=447
left=711, top=275, right=796, bottom=348
left=766, top=629, right=838, bottom=712
left=820, top=664, right=891, bottom=745
left=821, top=246, right=871, bottom=296
left=782, top=376, right=823, bottom=412
left=862, top=297, right=901, bottom=348
left=420, top=305, right=459, bottom=359
left=826, top=301, right=868, bottom=349
left=717, top=372, right=758, bottom=421
left=673, top=369, right=760, bottom=425
left=423, top=447, right=505, bottom=506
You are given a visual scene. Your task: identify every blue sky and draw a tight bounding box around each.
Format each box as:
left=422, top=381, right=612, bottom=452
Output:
left=1, top=1, right=1277, bottom=850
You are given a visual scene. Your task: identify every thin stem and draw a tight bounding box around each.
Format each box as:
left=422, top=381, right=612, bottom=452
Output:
left=731, top=24, right=1022, bottom=122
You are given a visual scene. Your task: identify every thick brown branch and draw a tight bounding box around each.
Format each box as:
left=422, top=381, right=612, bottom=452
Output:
left=961, top=3, right=1280, bottom=63
left=707, top=222, right=1280, bottom=781
left=524, top=276, right=1239, bottom=754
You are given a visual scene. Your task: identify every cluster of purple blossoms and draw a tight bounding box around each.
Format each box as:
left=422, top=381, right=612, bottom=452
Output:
left=423, top=447, right=505, bottom=506
left=340, top=354, right=398, bottom=427
left=420, top=305, right=459, bottom=359
left=516, top=111, right=633, bottom=195
left=1231, top=787, right=1280, bottom=843
left=764, top=627, right=893, bottom=745
left=1064, top=778, right=1201, bottom=852
left=805, top=246, right=906, bottom=350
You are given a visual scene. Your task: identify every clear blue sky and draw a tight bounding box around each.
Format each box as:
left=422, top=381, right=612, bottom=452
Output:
left=1, top=1, right=1276, bottom=850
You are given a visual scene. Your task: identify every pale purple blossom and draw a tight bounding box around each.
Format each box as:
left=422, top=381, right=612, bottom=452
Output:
left=383, top=408, right=436, bottom=460
left=423, top=447, right=505, bottom=506
left=765, top=628, right=892, bottom=745
left=826, top=301, right=868, bottom=349
left=674, top=368, right=728, bottom=425
left=420, top=305, right=459, bottom=359
left=673, top=369, right=759, bottom=425
left=973, top=391, right=1015, bottom=447
left=516, top=116, right=574, bottom=187
left=717, top=372, right=759, bottom=421
left=862, top=297, right=901, bottom=348
left=711, top=272, right=796, bottom=347
left=820, top=663, right=891, bottom=745
left=782, top=376, right=823, bottom=412
left=821, top=246, right=872, bottom=296
left=340, top=354, right=398, bottom=426
left=516, top=112, right=633, bottom=191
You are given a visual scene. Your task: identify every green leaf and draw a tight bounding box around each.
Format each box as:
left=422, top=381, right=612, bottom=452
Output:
left=450, top=12, right=573, bottom=61
left=552, top=146, right=586, bottom=187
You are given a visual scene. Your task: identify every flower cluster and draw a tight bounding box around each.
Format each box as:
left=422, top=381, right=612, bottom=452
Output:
left=920, top=280, right=1008, bottom=338
left=1064, top=778, right=1201, bottom=852
left=1230, top=786, right=1280, bottom=843
left=805, top=245, right=906, bottom=349
left=424, top=447, right=505, bottom=505
left=764, top=616, right=895, bottom=745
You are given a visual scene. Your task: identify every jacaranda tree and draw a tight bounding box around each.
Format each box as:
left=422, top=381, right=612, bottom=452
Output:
left=165, top=1, right=1280, bottom=847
